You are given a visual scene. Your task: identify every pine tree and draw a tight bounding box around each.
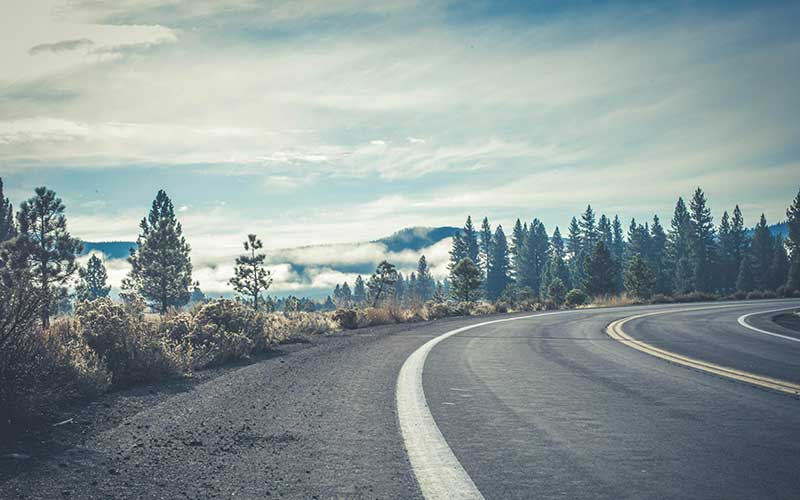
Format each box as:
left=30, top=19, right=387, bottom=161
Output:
left=649, top=215, right=669, bottom=295
left=353, top=275, right=367, bottom=305
left=229, top=234, right=272, bottom=311
left=463, top=216, right=480, bottom=264
left=718, top=210, right=736, bottom=293
left=450, top=258, right=482, bottom=303
left=736, top=255, right=755, bottom=293
left=449, top=231, right=468, bottom=271
left=16, top=187, right=82, bottom=327
left=767, top=237, right=790, bottom=291
left=76, top=254, right=111, bottom=302
left=750, top=214, right=774, bottom=290
left=124, top=190, right=193, bottom=313
left=787, top=189, right=800, bottom=290
left=547, top=277, right=566, bottom=307
left=0, top=178, right=16, bottom=244
left=479, top=217, right=493, bottom=278
left=688, top=188, right=716, bottom=293
left=368, top=260, right=398, bottom=306
left=395, top=272, right=406, bottom=304
left=486, top=225, right=511, bottom=300
left=333, top=284, right=343, bottom=306
left=524, top=219, right=550, bottom=297
left=341, top=282, right=352, bottom=306
left=408, top=272, right=418, bottom=305
left=433, top=280, right=446, bottom=303
left=416, top=255, right=434, bottom=302
left=510, top=218, right=525, bottom=282
left=667, top=197, right=692, bottom=294
left=567, top=216, right=584, bottom=287
left=584, top=241, right=616, bottom=296
left=546, top=226, right=571, bottom=289
left=598, top=214, right=613, bottom=248
left=625, top=254, right=656, bottom=301
left=611, top=215, right=625, bottom=292
left=579, top=205, right=598, bottom=252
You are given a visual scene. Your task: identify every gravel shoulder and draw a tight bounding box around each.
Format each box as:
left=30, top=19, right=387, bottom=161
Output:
left=0, top=314, right=522, bottom=500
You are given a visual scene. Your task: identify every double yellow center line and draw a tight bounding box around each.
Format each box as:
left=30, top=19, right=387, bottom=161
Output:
left=606, top=306, right=800, bottom=396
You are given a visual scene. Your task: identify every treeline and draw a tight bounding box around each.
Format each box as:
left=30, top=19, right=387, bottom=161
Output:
left=331, top=187, right=800, bottom=309
left=329, top=255, right=445, bottom=309
left=446, top=187, right=800, bottom=305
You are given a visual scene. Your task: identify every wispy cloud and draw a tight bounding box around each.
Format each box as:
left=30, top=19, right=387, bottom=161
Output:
left=29, top=38, right=95, bottom=54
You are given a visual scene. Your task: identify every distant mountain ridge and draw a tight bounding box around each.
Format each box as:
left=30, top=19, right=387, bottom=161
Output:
left=374, top=226, right=459, bottom=252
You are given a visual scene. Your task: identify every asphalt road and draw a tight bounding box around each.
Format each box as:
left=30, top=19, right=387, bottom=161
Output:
left=2, top=300, right=799, bottom=499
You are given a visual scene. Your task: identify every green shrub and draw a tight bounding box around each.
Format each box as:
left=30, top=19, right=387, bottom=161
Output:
left=745, top=290, right=765, bottom=300
left=650, top=293, right=674, bottom=304
left=673, top=291, right=718, bottom=303
left=333, top=309, right=358, bottom=329
left=565, top=289, right=588, bottom=308
left=1, top=318, right=110, bottom=428
left=76, top=299, right=188, bottom=386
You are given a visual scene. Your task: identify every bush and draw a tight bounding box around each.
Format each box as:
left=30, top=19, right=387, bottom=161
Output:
left=76, top=299, right=188, bottom=386
left=565, top=289, right=588, bottom=308
left=356, top=307, right=397, bottom=327
left=426, top=302, right=460, bottom=320
left=1, top=319, right=110, bottom=428
left=333, top=309, right=358, bottom=329
left=650, top=293, right=674, bottom=304
left=745, top=290, right=765, bottom=300
left=672, top=291, right=718, bottom=303
left=470, top=302, right=497, bottom=316
left=762, top=290, right=777, bottom=299
left=495, top=301, right=509, bottom=313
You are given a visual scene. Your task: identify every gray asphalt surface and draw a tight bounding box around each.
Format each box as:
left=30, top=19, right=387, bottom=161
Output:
left=2, top=300, right=798, bottom=499
left=425, top=300, right=800, bottom=500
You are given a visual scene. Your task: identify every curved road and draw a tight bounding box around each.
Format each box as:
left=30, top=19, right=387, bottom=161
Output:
left=2, top=300, right=798, bottom=499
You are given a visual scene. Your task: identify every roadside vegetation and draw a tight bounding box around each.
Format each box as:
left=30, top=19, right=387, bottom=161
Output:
left=2, top=176, right=800, bottom=432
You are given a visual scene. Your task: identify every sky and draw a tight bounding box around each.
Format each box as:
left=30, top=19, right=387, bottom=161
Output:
left=1, top=0, right=799, bottom=297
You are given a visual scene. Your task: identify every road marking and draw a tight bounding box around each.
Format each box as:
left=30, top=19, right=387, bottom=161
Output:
left=396, top=311, right=572, bottom=500
left=606, top=305, right=800, bottom=396
left=737, top=307, right=800, bottom=343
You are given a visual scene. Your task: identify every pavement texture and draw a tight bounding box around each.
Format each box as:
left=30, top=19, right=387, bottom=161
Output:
left=2, top=300, right=798, bottom=499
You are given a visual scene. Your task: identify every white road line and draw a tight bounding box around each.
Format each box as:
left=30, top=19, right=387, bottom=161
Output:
left=737, top=306, right=800, bottom=343
left=396, top=310, right=572, bottom=500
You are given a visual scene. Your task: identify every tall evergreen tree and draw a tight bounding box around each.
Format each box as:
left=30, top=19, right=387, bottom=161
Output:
left=462, top=216, right=480, bottom=264
left=510, top=218, right=525, bottom=282
left=717, top=211, right=735, bottom=293
left=76, top=254, right=111, bottom=302
left=624, top=254, right=656, bottom=301
left=0, top=178, right=16, bottom=244
left=542, top=226, right=570, bottom=293
left=416, top=255, right=434, bottom=302
left=479, top=217, right=493, bottom=278
left=16, top=187, right=82, bottom=327
left=688, top=188, right=716, bottom=293
left=736, top=255, right=755, bottom=293
left=584, top=241, right=616, bottom=296
left=598, top=214, right=613, bottom=249
left=567, top=216, right=584, bottom=287
left=750, top=214, right=774, bottom=290
left=124, top=190, right=193, bottom=313
left=767, top=237, right=790, bottom=291
left=787, top=189, right=800, bottom=290
left=611, top=215, right=625, bottom=292
left=579, top=205, right=598, bottom=252
left=408, top=272, right=418, bottom=305
left=341, top=282, right=352, bottom=306
left=395, top=272, right=406, bottom=304
left=450, top=258, right=482, bottom=303
left=229, top=234, right=272, bottom=311
left=486, top=225, right=511, bottom=300
left=524, top=219, right=550, bottom=297
left=649, top=215, right=669, bottom=294
left=667, top=197, right=692, bottom=294
left=368, top=261, right=398, bottom=306
left=353, top=275, right=367, bottom=305
left=449, top=231, right=468, bottom=271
